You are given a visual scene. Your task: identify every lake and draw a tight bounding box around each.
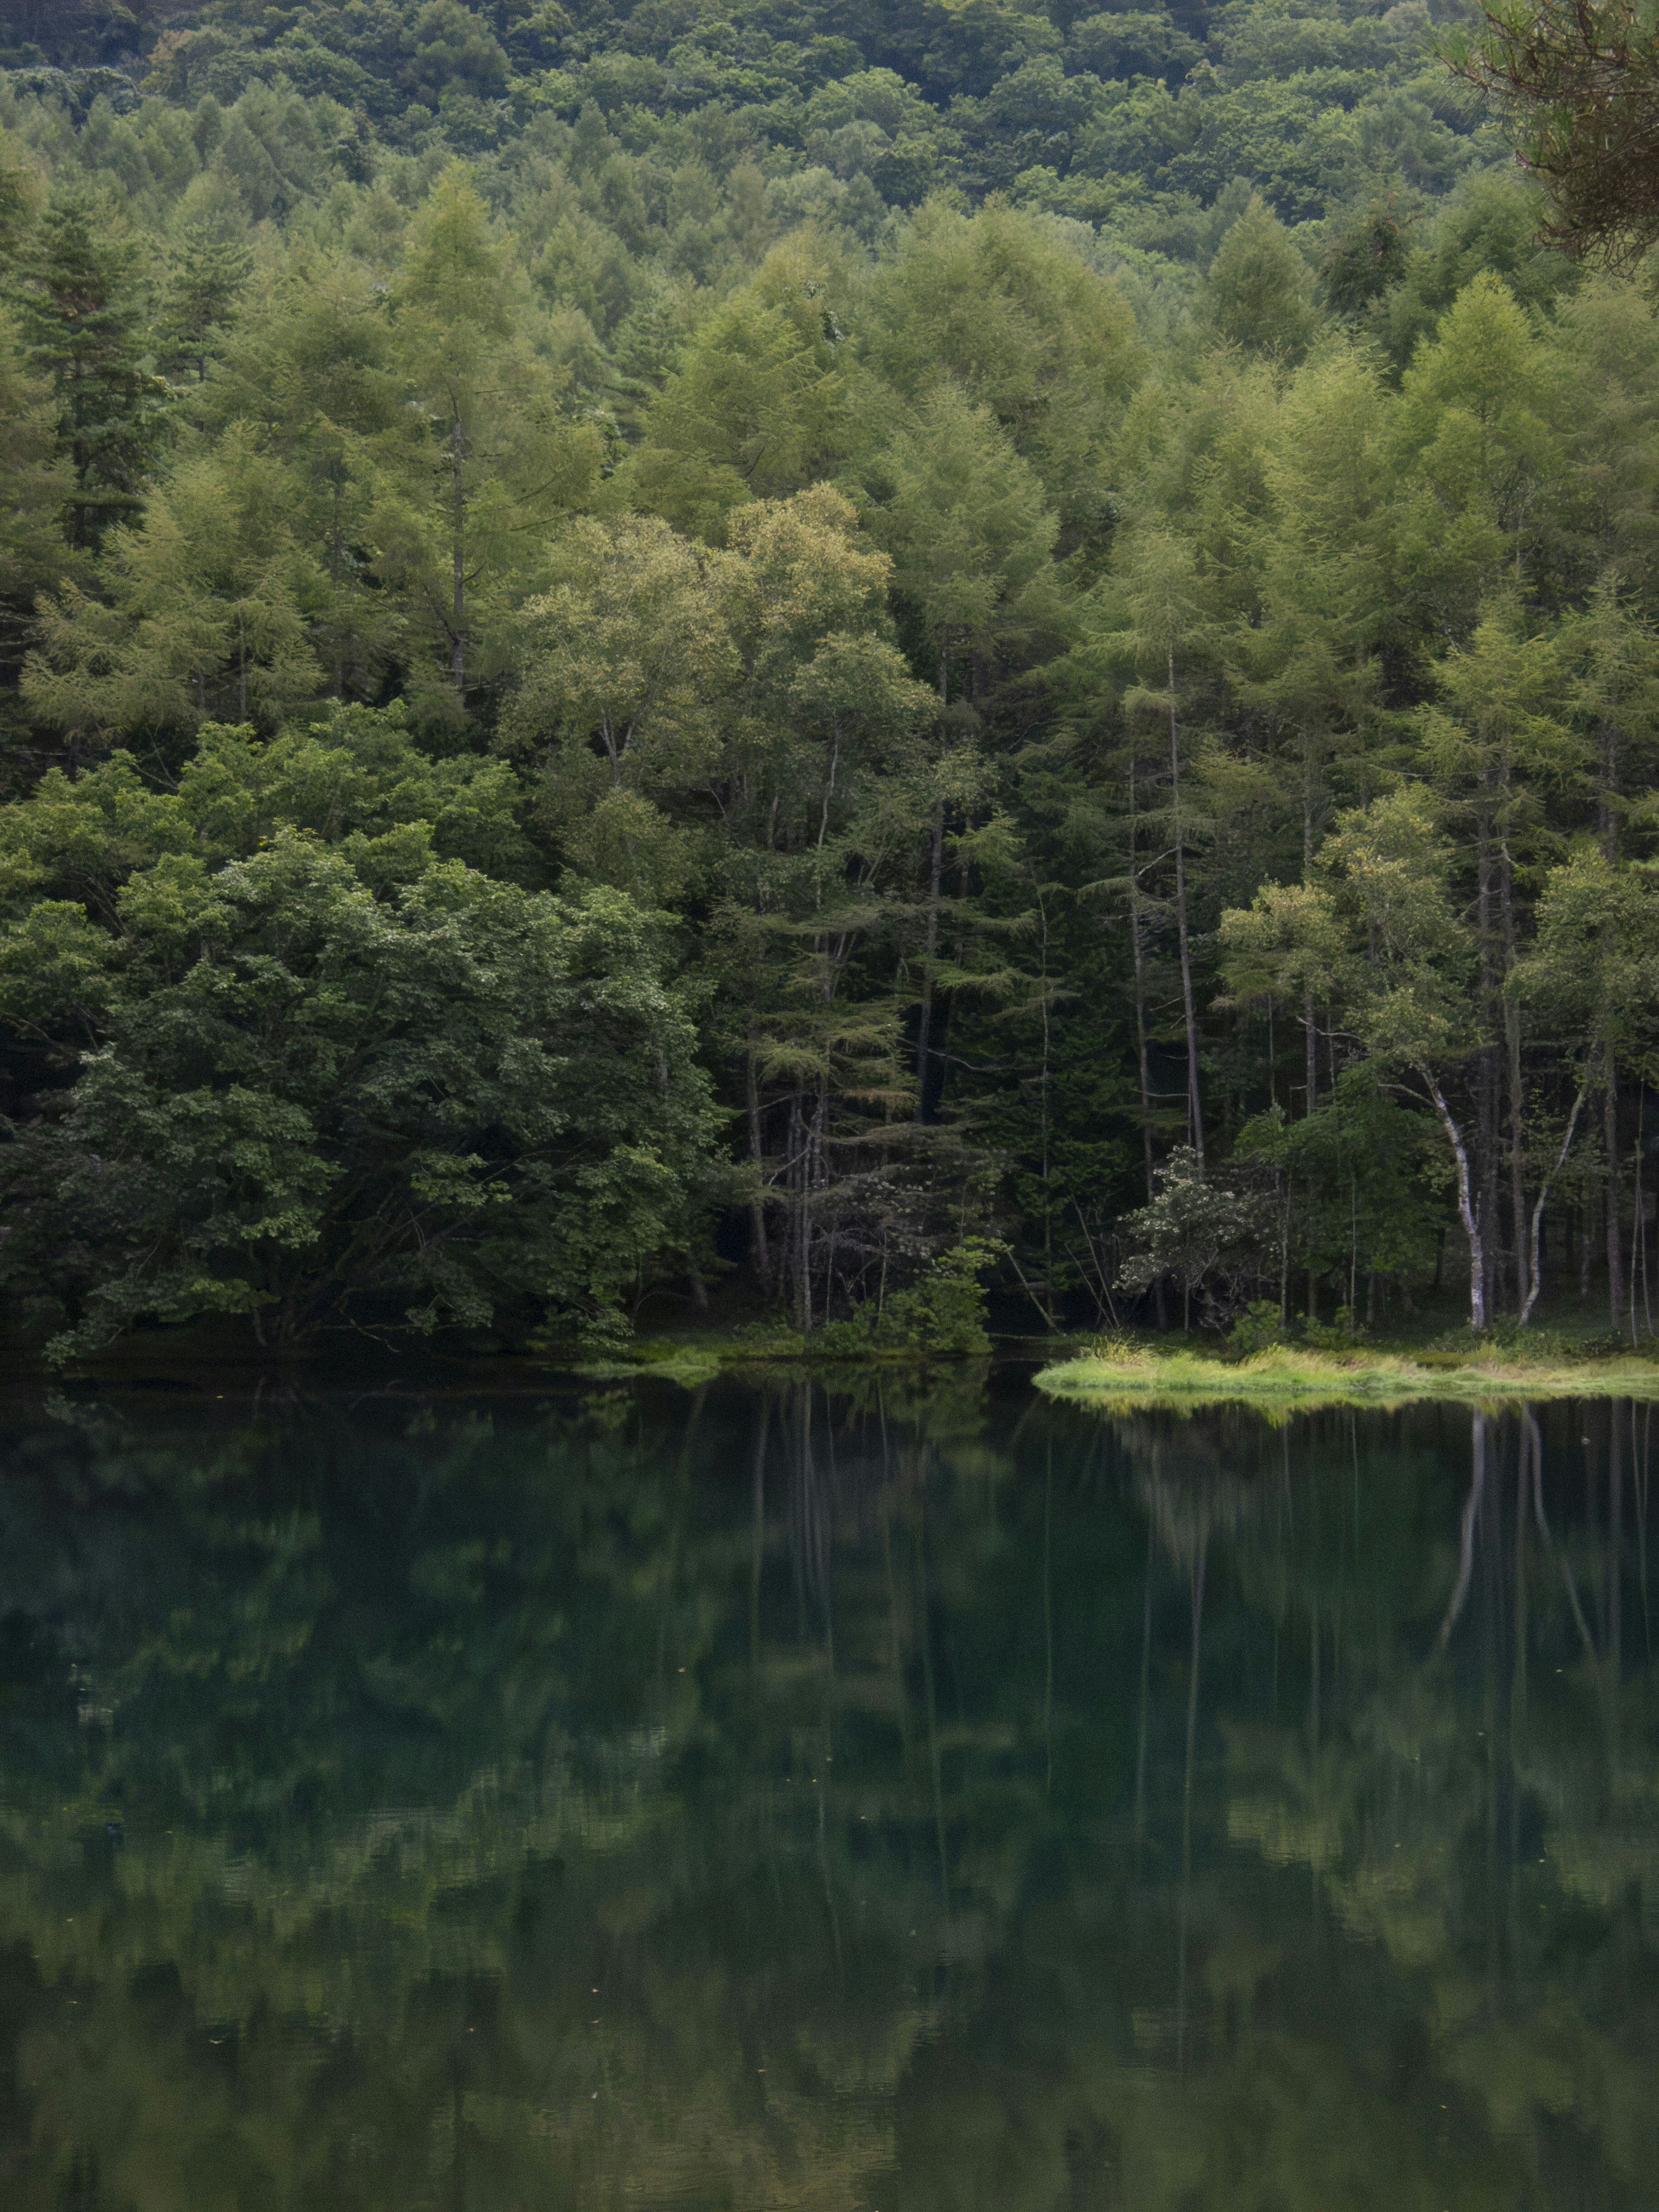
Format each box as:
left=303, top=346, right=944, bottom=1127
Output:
left=0, top=1369, right=1654, bottom=2210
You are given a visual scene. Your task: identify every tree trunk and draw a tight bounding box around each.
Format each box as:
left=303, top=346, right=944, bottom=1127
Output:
left=1521, top=1089, right=1584, bottom=1327
left=914, top=798, right=944, bottom=1122
left=746, top=1044, right=770, bottom=1294
left=1598, top=718, right=1619, bottom=862
left=1128, top=758, right=1156, bottom=1204
left=1428, top=1074, right=1486, bottom=1330
left=1475, top=799, right=1500, bottom=1318
left=450, top=412, right=467, bottom=692
left=1499, top=838, right=1528, bottom=1316
left=1605, top=1054, right=1624, bottom=1330
left=788, top=1092, right=808, bottom=1332
left=1168, top=646, right=1204, bottom=1172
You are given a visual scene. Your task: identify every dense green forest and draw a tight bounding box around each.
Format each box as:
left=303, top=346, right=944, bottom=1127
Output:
left=0, top=0, right=1656, bottom=1357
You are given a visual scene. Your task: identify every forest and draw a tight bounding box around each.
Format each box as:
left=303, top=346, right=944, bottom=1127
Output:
left=0, top=0, right=1657, bottom=1358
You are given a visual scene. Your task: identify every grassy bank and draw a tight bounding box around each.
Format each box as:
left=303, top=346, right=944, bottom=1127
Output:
left=1034, top=1342, right=1659, bottom=1413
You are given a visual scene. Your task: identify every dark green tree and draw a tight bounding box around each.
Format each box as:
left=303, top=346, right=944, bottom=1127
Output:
left=153, top=220, right=254, bottom=384
left=10, top=194, right=168, bottom=551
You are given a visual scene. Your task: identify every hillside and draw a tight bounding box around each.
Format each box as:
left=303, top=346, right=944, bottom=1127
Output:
left=0, top=0, right=1654, bottom=1363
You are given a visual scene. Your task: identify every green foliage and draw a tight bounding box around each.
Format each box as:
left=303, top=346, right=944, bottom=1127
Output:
left=1118, top=1147, right=1279, bottom=1325
left=0, top=0, right=1655, bottom=1356
left=817, top=1235, right=1003, bottom=1355
left=1201, top=194, right=1320, bottom=357
left=0, top=825, right=716, bottom=1357
left=1237, top=1074, right=1444, bottom=1294
left=1230, top=1296, right=1287, bottom=1351
left=8, top=191, right=169, bottom=550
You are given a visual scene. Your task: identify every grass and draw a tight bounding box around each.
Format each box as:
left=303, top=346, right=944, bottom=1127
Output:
left=1034, top=1340, right=1659, bottom=1414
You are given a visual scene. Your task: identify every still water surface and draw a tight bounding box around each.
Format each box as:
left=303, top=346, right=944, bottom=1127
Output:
left=0, top=1370, right=1655, bottom=2210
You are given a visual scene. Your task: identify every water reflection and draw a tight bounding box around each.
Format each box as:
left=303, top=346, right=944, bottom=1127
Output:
left=0, top=1376, right=1654, bottom=2209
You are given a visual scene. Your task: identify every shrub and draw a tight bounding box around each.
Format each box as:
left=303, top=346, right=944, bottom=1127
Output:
left=1231, top=1299, right=1287, bottom=1354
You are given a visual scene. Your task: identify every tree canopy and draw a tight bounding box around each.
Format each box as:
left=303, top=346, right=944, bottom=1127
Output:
left=0, top=0, right=1654, bottom=1354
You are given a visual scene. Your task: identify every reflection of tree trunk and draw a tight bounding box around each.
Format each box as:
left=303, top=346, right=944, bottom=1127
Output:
left=1043, top=1443, right=1054, bottom=1797
left=1610, top=1403, right=1622, bottom=1707
left=1527, top=1408, right=1599, bottom=1667
left=749, top=1397, right=767, bottom=1668
left=1311, top=1593, right=1324, bottom=1751
left=917, top=1497, right=950, bottom=1910
left=881, top=1491, right=915, bottom=1782
left=448, top=2047, right=467, bottom=2212
left=1176, top=1525, right=1207, bottom=2078
left=1641, top=1405, right=1653, bottom=1662
left=1437, top=1410, right=1488, bottom=1653
left=1133, top=1512, right=1154, bottom=1866
left=1513, top=1418, right=1528, bottom=1729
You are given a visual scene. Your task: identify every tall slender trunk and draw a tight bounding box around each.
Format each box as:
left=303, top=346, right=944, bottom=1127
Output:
left=1037, top=893, right=1055, bottom=1324
left=1128, top=756, right=1166, bottom=1326
left=1498, top=833, right=1528, bottom=1316
left=1476, top=795, right=1500, bottom=1318
left=1303, top=990, right=1319, bottom=1319
left=1521, top=1089, right=1584, bottom=1326
left=1631, top=1137, right=1645, bottom=1347
left=914, top=798, right=944, bottom=1120
left=1605, top=1054, right=1624, bottom=1330
left=450, top=412, right=467, bottom=693
left=807, top=1084, right=827, bottom=1331
left=1301, top=772, right=1319, bottom=1119
left=1168, top=646, right=1203, bottom=1171
left=331, top=478, right=347, bottom=696
left=1428, top=1074, right=1486, bottom=1330
left=788, top=1092, right=809, bottom=1332
left=1598, top=719, right=1620, bottom=861
left=746, top=1045, right=770, bottom=1293
left=1128, top=758, right=1156, bottom=1204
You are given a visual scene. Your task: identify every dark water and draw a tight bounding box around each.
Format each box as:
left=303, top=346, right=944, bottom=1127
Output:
left=0, top=1370, right=1656, bottom=2211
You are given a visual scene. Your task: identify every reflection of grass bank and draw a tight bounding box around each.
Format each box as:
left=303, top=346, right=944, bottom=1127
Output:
left=1035, top=1342, right=1659, bottom=1411
left=574, top=1328, right=986, bottom=1391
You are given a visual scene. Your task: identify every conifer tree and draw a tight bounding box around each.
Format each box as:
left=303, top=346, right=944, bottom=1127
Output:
left=0, top=307, right=70, bottom=683
left=10, top=194, right=168, bottom=553
left=384, top=164, right=599, bottom=709
left=153, top=222, right=254, bottom=385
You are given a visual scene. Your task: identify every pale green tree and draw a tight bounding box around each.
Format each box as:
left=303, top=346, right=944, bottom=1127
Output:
left=382, top=163, right=600, bottom=709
